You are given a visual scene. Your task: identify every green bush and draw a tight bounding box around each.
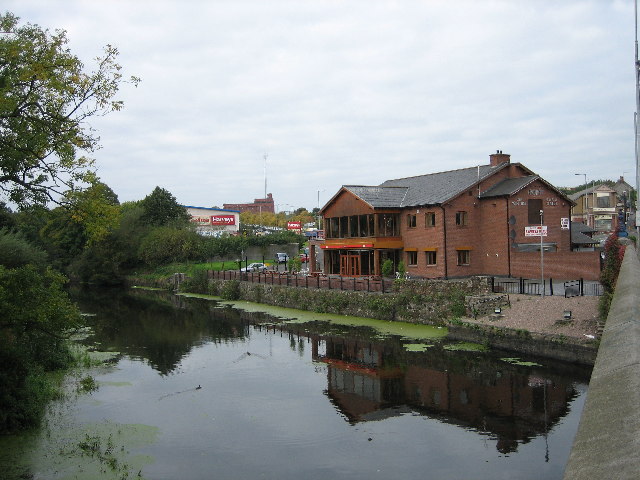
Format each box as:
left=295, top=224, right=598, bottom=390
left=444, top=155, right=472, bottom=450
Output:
left=220, top=279, right=241, bottom=300
left=0, top=265, right=81, bottom=433
left=138, top=227, right=204, bottom=266
left=381, top=259, right=394, bottom=277
left=180, top=269, right=210, bottom=294
left=0, top=228, right=48, bottom=268
left=598, top=291, right=614, bottom=321
left=288, top=256, right=302, bottom=272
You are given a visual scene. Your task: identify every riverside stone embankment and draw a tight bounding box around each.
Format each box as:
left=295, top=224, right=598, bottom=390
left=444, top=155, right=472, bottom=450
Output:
left=130, top=271, right=600, bottom=364
left=197, top=275, right=490, bottom=325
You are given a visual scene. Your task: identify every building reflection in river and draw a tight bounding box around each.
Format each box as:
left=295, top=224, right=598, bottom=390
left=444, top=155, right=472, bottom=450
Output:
left=311, top=335, right=578, bottom=455
left=74, top=287, right=587, bottom=457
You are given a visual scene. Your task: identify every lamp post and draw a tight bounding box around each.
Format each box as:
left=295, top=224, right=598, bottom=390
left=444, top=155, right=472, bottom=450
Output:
left=575, top=173, right=588, bottom=225
left=540, top=209, right=545, bottom=297
left=317, top=189, right=325, bottom=229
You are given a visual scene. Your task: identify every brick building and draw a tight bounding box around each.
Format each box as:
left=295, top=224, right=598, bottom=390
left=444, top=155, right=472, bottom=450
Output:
left=223, top=193, right=275, bottom=214
left=315, top=151, right=601, bottom=280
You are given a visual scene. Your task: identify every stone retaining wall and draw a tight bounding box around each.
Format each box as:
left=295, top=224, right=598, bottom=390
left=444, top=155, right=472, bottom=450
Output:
left=447, top=323, right=597, bottom=365
left=196, top=276, right=491, bottom=325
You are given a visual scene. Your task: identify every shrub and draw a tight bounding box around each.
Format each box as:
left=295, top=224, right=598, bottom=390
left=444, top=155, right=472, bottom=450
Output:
left=288, top=256, right=302, bottom=272
left=381, top=259, right=394, bottom=277
left=600, top=233, right=625, bottom=292
left=0, top=228, right=47, bottom=268
left=0, top=265, right=81, bottom=432
left=220, top=279, right=241, bottom=300
left=138, top=227, right=203, bottom=266
left=180, top=269, right=210, bottom=294
left=598, top=291, right=614, bottom=321
left=397, top=261, right=406, bottom=277
left=599, top=233, right=626, bottom=319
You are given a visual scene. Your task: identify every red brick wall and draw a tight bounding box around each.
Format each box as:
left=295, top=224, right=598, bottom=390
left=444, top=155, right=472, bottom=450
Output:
left=402, top=206, right=446, bottom=277
left=506, top=179, right=572, bottom=251
left=510, top=250, right=601, bottom=281
left=445, top=188, right=486, bottom=278
left=477, top=197, right=511, bottom=275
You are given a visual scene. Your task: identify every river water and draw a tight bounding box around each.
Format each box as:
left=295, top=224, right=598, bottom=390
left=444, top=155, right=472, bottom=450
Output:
left=1, top=287, right=591, bottom=480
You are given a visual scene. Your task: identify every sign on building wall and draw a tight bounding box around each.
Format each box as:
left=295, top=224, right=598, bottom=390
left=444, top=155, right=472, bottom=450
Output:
left=191, top=216, right=211, bottom=225
left=211, top=215, right=236, bottom=225
left=560, top=218, right=569, bottom=230
left=287, top=221, right=301, bottom=231
left=525, top=226, right=547, bottom=237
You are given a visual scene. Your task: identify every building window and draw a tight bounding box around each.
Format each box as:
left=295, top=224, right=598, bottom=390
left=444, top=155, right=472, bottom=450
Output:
left=377, top=213, right=400, bottom=237
left=596, top=195, right=610, bottom=208
left=455, top=211, right=468, bottom=226
left=457, top=250, right=470, bottom=266
left=528, top=199, right=543, bottom=224
left=407, top=214, right=417, bottom=228
left=407, top=251, right=418, bottom=266
left=349, top=215, right=358, bottom=237
left=425, top=212, right=436, bottom=227
left=425, top=251, right=437, bottom=265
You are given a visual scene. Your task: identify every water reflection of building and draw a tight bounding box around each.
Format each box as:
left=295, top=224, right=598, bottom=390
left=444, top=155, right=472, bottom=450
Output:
left=311, top=335, right=579, bottom=454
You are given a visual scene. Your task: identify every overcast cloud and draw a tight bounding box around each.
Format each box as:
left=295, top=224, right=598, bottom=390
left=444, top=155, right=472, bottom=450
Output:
left=4, top=0, right=636, bottom=211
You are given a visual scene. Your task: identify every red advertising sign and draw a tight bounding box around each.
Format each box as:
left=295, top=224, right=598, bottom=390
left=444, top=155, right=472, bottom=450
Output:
left=287, top=221, right=301, bottom=230
left=211, top=215, right=236, bottom=226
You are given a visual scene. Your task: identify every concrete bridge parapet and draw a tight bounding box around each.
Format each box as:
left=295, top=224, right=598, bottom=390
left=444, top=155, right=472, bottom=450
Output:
left=563, top=243, right=640, bottom=479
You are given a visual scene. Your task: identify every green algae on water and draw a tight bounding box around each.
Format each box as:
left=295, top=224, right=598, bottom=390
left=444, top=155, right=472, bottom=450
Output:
left=404, top=343, right=434, bottom=352
left=500, top=357, right=543, bottom=367
left=443, top=342, right=488, bottom=352
left=177, top=294, right=449, bottom=341
left=38, top=422, right=158, bottom=480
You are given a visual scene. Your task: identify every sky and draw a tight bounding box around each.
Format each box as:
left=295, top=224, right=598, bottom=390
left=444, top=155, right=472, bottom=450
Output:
left=4, top=0, right=637, bottom=212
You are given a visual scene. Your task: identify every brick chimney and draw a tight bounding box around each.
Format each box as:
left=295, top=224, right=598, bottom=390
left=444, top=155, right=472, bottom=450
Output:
left=489, top=150, right=510, bottom=166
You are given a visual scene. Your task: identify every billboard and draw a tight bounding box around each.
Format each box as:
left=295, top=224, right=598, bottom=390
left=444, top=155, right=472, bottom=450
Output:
left=287, top=221, right=301, bottom=230
left=211, top=215, right=236, bottom=226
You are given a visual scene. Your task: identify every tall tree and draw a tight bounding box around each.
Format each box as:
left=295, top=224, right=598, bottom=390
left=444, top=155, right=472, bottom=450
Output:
left=0, top=12, right=139, bottom=206
left=139, top=186, right=190, bottom=227
left=64, top=177, right=121, bottom=246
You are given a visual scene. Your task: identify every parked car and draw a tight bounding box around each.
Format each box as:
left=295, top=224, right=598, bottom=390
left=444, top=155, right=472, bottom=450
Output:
left=299, top=253, right=309, bottom=263
left=275, top=253, right=289, bottom=264
left=241, top=263, right=268, bottom=273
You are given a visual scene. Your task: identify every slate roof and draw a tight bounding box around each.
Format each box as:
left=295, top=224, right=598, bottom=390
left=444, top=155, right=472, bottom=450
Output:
left=572, top=221, right=594, bottom=234
left=571, top=230, right=598, bottom=245
left=325, top=161, right=568, bottom=212
left=480, top=176, right=538, bottom=198
left=378, top=164, right=501, bottom=207
left=568, top=186, right=597, bottom=202
left=343, top=185, right=409, bottom=208
left=570, top=222, right=597, bottom=245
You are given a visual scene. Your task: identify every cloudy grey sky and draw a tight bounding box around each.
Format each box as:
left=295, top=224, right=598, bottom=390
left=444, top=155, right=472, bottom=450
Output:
left=5, top=0, right=636, bottom=211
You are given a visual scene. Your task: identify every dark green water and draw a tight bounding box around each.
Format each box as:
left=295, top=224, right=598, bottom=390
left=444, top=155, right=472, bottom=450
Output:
left=1, top=287, right=591, bottom=479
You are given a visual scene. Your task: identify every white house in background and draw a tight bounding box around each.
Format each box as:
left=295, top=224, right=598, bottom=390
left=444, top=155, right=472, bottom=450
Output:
left=182, top=205, right=240, bottom=236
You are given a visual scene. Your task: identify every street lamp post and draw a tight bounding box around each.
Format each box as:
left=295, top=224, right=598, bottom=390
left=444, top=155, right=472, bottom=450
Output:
left=575, top=173, right=588, bottom=225
left=540, top=209, right=545, bottom=297
left=317, top=189, right=325, bottom=229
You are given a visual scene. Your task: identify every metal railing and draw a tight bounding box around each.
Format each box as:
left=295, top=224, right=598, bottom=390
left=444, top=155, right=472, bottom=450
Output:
left=491, top=277, right=603, bottom=297
left=209, top=270, right=395, bottom=293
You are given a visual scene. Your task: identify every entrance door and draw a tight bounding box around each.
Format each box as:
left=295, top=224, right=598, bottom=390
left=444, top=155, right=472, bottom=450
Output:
left=340, top=254, right=361, bottom=276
